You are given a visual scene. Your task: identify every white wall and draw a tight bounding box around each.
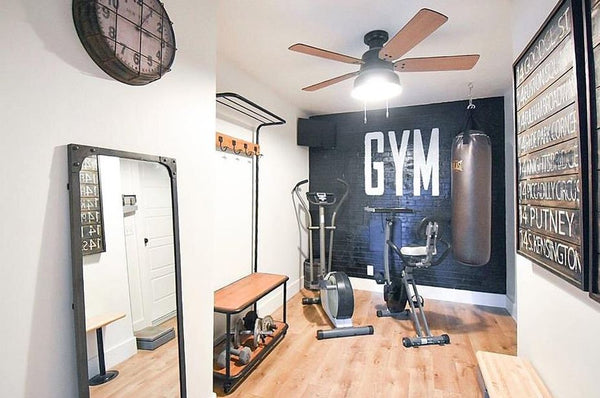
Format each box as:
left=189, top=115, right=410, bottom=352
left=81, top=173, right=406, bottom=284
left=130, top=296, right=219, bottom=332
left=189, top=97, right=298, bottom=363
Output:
left=215, top=58, right=309, bottom=317
left=512, top=1, right=600, bottom=397
left=0, top=1, right=216, bottom=397
left=83, top=156, right=136, bottom=377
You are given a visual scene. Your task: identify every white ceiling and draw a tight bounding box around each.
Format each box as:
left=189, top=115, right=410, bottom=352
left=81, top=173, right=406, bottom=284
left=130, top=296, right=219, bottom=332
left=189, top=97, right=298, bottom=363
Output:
left=217, top=1, right=514, bottom=116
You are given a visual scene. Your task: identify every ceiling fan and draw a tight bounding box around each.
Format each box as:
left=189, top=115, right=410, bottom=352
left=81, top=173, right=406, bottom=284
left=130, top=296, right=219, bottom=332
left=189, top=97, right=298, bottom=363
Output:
left=289, top=8, right=479, bottom=101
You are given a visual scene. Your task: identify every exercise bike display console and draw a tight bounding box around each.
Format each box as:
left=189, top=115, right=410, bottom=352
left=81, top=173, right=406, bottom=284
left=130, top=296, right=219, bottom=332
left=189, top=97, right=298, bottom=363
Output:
left=293, top=179, right=374, bottom=340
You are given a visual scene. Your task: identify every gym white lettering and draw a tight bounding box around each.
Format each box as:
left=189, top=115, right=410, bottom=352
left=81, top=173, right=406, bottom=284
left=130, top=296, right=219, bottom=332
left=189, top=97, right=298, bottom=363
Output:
left=413, top=129, right=439, bottom=196
left=388, top=130, right=410, bottom=196
left=364, top=129, right=440, bottom=196
left=364, top=132, right=384, bottom=195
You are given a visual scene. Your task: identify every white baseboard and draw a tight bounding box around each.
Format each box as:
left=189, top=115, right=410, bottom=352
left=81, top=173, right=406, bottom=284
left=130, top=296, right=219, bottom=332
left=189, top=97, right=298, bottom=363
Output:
left=87, top=336, right=137, bottom=377
left=349, top=277, right=508, bottom=309
left=505, top=295, right=517, bottom=321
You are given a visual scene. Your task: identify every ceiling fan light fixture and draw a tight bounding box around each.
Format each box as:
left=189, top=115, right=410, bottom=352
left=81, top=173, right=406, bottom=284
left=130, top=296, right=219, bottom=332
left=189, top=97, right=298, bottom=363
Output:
left=351, top=69, right=402, bottom=102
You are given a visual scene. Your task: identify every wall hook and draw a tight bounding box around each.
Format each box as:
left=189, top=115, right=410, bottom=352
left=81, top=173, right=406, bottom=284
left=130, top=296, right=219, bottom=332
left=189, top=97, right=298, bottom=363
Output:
left=243, top=143, right=254, bottom=157
left=218, top=135, right=229, bottom=152
left=232, top=140, right=243, bottom=155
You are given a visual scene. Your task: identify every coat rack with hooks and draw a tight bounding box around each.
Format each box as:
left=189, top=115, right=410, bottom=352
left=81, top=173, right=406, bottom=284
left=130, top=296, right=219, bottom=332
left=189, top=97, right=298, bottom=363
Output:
left=215, top=92, right=286, bottom=274
left=215, top=132, right=261, bottom=157
left=214, top=93, right=287, bottom=393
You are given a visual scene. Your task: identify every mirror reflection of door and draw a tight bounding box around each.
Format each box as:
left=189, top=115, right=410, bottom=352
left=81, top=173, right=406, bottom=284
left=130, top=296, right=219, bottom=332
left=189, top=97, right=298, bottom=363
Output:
left=82, top=155, right=179, bottom=397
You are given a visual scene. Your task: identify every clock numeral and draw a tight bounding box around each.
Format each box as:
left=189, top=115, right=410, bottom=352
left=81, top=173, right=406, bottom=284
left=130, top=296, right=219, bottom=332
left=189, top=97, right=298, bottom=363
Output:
left=101, top=6, right=110, bottom=19
left=134, top=53, right=141, bottom=65
left=147, top=56, right=153, bottom=67
left=109, top=0, right=119, bottom=9
left=121, top=44, right=127, bottom=55
left=157, top=22, right=163, bottom=34
left=156, top=50, right=161, bottom=59
left=109, top=26, right=116, bottom=39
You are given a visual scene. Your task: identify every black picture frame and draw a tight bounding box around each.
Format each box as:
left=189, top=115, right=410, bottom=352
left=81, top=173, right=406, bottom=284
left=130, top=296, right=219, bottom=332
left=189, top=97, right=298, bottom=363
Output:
left=513, top=0, right=591, bottom=291
left=584, top=0, right=600, bottom=302
left=67, top=144, right=186, bottom=397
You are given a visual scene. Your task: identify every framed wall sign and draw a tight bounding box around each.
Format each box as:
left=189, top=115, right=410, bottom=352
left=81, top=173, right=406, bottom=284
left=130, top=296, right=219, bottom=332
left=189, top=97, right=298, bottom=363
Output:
left=514, top=0, right=591, bottom=290
left=586, top=0, right=600, bottom=301
left=79, top=155, right=106, bottom=255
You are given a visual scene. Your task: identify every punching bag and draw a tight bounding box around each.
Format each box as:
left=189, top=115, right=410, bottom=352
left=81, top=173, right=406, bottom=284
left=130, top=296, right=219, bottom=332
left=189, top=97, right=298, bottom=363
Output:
left=451, top=107, right=491, bottom=266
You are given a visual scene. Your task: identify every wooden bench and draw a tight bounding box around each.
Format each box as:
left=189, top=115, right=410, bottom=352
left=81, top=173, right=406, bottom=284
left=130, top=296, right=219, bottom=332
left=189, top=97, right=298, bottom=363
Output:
left=476, top=351, right=552, bottom=398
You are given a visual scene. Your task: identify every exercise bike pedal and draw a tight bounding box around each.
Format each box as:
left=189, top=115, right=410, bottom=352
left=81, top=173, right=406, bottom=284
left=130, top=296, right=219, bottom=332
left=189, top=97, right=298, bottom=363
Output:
left=402, top=333, right=450, bottom=348
left=376, top=308, right=410, bottom=318
left=411, top=295, right=425, bottom=307
left=302, top=297, right=321, bottom=305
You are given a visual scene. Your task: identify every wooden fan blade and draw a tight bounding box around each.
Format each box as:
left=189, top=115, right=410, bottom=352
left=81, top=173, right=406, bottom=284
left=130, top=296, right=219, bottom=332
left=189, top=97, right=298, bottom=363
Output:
left=302, top=71, right=360, bottom=92
left=289, top=43, right=363, bottom=65
left=380, top=8, right=448, bottom=61
left=394, top=55, right=480, bottom=72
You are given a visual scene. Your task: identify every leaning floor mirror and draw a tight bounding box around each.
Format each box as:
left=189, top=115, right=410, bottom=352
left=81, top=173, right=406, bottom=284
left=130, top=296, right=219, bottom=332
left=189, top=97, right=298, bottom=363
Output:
left=68, top=144, right=186, bottom=397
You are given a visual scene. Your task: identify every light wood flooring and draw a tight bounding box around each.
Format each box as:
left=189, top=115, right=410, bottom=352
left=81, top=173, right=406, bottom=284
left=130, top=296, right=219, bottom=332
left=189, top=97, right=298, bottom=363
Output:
left=90, top=318, right=181, bottom=398
left=214, top=289, right=516, bottom=398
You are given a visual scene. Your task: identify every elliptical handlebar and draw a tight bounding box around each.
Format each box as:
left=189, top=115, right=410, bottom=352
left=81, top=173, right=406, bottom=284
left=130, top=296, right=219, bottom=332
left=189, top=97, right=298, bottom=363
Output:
left=331, top=179, right=349, bottom=222
left=292, top=179, right=310, bottom=217
left=292, top=179, right=309, bottom=191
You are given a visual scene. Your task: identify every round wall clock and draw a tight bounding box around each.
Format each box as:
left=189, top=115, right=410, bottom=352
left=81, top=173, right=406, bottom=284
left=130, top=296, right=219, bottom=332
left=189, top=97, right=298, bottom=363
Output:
left=73, top=0, right=176, bottom=85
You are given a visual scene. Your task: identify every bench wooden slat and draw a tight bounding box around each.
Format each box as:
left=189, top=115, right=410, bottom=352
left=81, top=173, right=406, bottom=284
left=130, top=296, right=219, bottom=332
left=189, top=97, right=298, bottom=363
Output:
left=476, top=351, right=552, bottom=398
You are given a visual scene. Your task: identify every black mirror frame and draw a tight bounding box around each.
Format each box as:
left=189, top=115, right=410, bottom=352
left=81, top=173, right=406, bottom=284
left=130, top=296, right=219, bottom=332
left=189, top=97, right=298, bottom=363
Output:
left=67, top=143, right=186, bottom=397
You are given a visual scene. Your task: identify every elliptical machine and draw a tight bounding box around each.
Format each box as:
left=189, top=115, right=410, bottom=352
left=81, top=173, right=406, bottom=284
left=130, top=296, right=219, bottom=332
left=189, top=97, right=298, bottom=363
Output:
left=293, top=179, right=374, bottom=340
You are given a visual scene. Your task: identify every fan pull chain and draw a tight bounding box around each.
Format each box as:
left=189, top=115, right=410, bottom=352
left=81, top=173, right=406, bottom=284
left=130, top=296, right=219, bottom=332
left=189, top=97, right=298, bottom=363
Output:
left=363, top=101, right=367, bottom=124
left=386, top=99, right=389, bottom=118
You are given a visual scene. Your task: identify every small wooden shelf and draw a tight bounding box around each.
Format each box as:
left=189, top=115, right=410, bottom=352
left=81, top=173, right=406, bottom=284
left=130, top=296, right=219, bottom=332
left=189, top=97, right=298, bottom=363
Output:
left=214, top=273, right=289, bottom=314
left=476, top=351, right=552, bottom=398
left=85, top=312, right=125, bottom=332
left=213, top=273, right=289, bottom=394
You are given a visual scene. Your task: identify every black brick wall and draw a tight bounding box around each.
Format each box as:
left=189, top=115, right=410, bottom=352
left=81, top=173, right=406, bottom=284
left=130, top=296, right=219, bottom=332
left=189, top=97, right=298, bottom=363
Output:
left=307, top=97, right=506, bottom=294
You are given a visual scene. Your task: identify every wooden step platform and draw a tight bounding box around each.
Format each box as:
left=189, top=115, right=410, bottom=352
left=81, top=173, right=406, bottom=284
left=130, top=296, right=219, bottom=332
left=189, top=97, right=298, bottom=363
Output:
left=476, top=351, right=552, bottom=398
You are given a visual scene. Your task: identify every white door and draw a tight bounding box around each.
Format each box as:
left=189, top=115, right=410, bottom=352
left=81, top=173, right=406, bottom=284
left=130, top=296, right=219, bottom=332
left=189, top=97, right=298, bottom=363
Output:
left=122, top=159, right=176, bottom=331
left=138, top=161, right=176, bottom=325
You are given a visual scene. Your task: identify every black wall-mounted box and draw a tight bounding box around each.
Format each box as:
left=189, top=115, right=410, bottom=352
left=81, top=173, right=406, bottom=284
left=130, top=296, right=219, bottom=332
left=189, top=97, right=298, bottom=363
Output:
left=297, top=118, right=337, bottom=148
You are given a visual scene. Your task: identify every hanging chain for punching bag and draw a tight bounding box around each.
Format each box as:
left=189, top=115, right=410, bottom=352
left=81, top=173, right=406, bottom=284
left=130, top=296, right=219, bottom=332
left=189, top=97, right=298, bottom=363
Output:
left=450, top=84, right=492, bottom=266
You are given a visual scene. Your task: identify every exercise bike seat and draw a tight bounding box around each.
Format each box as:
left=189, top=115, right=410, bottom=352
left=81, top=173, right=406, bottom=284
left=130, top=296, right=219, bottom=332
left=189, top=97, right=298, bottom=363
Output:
left=400, top=245, right=432, bottom=257
left=388, top=218, right=450, bottom=268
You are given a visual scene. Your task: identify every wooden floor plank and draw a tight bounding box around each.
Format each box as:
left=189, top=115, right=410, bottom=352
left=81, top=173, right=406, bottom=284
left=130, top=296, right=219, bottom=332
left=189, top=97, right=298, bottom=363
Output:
left=215, top=288, right=516, bottom=398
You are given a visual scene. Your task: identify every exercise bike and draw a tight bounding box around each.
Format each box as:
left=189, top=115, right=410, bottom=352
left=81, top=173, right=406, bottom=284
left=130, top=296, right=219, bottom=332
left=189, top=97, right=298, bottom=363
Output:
left=293, top=179, right=374, bottom=340
left=367, top=209, right=451, bottom=347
